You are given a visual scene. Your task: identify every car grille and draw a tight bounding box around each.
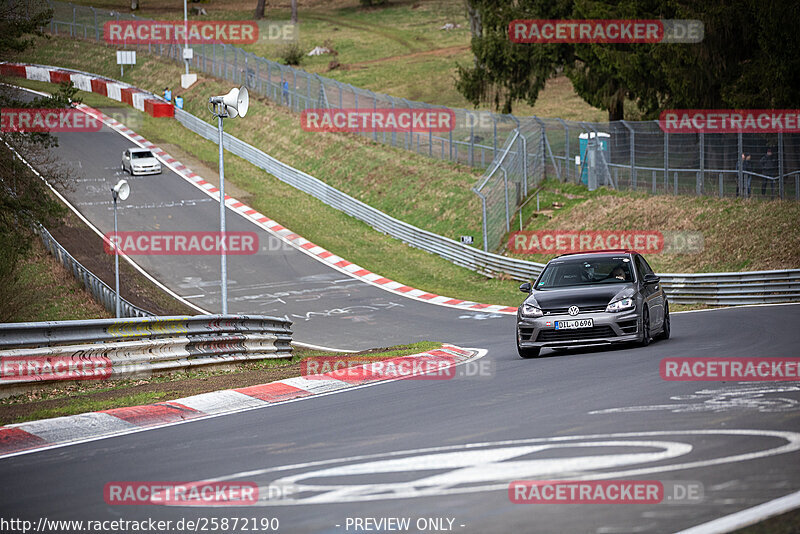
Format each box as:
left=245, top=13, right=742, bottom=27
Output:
left=541, top=305, right=607, bottom=315
left=536, top=325, right=617, bottom=342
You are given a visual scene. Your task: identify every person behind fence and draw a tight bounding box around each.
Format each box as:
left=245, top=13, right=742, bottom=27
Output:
left=282, top=81, right=290, bottom=105
left=163, top=87, right=172, bottom=103
left=760, top=147, right=777, bottom=198
left=736, top=151, right=752, bottom=197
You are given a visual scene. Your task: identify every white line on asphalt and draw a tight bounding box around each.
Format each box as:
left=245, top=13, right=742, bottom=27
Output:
left=675, top=488, right=800, bottom=534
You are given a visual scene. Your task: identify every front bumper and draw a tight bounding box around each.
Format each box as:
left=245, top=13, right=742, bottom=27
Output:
left=132, top=165, right=162, bottom=175
left=517, top=310, right=640, bottom=349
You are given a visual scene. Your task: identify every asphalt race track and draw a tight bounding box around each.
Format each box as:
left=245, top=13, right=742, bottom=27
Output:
left=1, top=87, right=799, bottom=533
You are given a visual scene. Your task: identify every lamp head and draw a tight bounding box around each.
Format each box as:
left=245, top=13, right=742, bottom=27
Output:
left=212, top=86, right=249, bottom=118
left=112, top=179, right=130, bottom=201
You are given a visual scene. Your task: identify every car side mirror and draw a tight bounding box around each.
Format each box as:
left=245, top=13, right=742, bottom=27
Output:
left=644, top=273, right=660, bottom=285
left=519, top=282, right=532, bottom=293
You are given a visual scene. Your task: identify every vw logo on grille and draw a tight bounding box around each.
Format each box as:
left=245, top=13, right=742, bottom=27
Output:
left=568, top=306, right=580, bottom=316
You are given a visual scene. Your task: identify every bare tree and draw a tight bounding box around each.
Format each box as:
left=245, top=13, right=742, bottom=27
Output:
left=255, top=0, right=266, bottom=20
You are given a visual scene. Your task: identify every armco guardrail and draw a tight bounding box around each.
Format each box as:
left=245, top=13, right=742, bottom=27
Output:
left=0, top=315, right=292, bottom=395
left=6, top=64, right=799, bottom=306
left=36, top=224, right=153, bottom=318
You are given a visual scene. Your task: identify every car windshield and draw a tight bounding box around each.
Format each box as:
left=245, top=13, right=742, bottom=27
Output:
left=131, top=151, right=154, bottom=159
left=535, top=257, right=634, bottom=289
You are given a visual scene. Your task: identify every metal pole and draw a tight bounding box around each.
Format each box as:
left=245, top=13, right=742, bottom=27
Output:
left=218, top=114, right=228, bottom=314
left=113, top=195, right=120, bottom=318
left=184, top=0, right=189, bottom=76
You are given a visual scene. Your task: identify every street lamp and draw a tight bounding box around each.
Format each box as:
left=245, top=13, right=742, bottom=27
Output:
left=209, top=86, right=249, bottom=315
left=111, top=179, right=130, bottom=318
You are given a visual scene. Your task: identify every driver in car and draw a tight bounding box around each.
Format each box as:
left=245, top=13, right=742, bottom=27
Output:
left=611, top=266, right=627, bottom=280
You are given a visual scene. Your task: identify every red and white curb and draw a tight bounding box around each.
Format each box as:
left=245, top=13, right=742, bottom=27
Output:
left=3, top=62, right=517, bottom=316
left=0, top=345, right=482, bottom=458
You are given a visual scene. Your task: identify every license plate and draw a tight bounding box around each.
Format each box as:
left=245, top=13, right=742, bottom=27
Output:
left=555, top=318, right=593, bottom=330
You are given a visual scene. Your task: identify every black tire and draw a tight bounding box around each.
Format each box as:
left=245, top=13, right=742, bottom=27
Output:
left=656, top=303, right=671, bottom=340
left=517, top=340, right=541, bottom=359
left=639, top=307, right=651, bottom=347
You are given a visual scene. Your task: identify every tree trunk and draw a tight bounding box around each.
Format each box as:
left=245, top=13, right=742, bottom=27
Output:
left=608, top=95, right=624, bottom=122
left=254, top=0, right=266, bottom=20
left=291, top=0, right=297, bottom=23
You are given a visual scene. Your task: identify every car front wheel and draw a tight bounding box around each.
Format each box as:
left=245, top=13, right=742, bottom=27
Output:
left=517, top=338, right=541, bottom=359
left=639, top=307, right=651, bottom=347
left=656, top=303, right=670, bottom=340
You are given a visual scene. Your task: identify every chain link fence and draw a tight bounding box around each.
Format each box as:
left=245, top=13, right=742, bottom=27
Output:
left=39, top=0, right=800, bottom=253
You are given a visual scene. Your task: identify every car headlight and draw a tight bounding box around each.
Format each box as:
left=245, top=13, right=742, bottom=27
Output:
left=520, top=301, right=543, bottom=318
left=606, top=297, right=635, bottom=313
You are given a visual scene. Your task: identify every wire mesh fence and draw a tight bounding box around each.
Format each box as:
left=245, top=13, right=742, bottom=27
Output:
left=38, top=0, right=800, bottom=252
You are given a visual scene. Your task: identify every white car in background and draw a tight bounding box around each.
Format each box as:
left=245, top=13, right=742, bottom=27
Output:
left=121, top=148, right=162, bottom=175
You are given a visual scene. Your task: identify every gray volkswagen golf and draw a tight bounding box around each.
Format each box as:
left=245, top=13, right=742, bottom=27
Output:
left=516, top=250, right=670, bottom=358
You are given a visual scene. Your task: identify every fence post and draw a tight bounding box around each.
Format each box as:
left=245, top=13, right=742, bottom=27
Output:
left=674, top=171, right=678, bottom=195
left=778, top=132, right=785, bottom=199
left=503, top=168, right=510, bottom=233
left=719, top=173, right=723, bottom=198
left=737, top=132, right=743, bottom=197
left=556, top=118, right=569, bottom=182
left=698, top=132, right=704, bottom=195
left=92, top=7, right=98, bottom=40
left=473, top=189, right=489, bottom=252
left=621, top=121, right=634, bottom=190
left=652, top=170, right=656, bottom=193
left=521, top=134, right=528, bottom=195
left=663, top=130, right=669, bottom=194
left=469, top=120, right=475, bottom=167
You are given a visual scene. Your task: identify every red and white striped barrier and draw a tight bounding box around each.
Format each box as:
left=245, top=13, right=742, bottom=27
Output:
left=0, top=62, right=173, bottom=117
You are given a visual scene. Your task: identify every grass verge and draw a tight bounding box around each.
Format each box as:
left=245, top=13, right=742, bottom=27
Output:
left=0, top=341, right=441, bottom=425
